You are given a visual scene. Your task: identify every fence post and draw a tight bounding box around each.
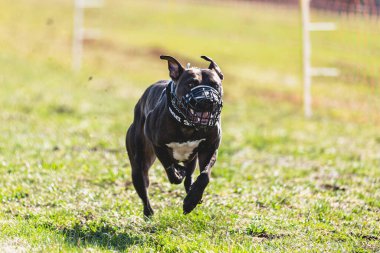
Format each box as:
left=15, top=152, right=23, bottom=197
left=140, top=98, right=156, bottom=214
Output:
left=300, top=0, right=338, bottom=118
left=301, top=0, right=312, bottom=117
left=72, top=0, right=84, bottom=71
left=72, top=0, right=103, bottom=71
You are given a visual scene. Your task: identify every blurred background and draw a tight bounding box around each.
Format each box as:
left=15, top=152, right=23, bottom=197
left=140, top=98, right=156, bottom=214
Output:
left=1, top=0, right=379, bottom=123
left=1, top=0, right=380, bottom=251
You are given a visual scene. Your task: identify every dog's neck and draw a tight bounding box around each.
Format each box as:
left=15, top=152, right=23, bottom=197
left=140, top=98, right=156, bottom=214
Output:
left=166, top=81, right=193, bottom=127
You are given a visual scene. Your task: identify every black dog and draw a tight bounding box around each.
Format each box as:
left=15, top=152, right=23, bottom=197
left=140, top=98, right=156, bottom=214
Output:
left=126, top=55, right=224, bottom=217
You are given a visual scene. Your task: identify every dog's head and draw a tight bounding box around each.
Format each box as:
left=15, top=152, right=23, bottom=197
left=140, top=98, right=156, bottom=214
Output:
left=160, top=55, right=224, bottom=128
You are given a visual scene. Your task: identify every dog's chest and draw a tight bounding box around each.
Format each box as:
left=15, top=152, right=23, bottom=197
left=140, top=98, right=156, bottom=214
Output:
left=166, top=139, right=205, bottom=162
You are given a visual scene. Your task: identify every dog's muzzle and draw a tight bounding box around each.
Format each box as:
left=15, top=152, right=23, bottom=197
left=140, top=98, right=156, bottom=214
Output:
left=182, top=85, right=222, bottom=127
left=168, top=83, right=223, bottom=128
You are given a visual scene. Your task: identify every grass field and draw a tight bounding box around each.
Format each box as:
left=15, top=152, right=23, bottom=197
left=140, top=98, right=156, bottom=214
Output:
left=0, top=0, right=379, bottom=252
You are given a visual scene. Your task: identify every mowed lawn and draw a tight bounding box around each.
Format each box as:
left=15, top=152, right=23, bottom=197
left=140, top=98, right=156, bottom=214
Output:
left=0, top=0, right=379, bottom=252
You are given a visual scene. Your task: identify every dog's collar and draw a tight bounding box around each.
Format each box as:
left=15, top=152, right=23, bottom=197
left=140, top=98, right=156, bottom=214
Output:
left=166, top=81, right=193, bottom=127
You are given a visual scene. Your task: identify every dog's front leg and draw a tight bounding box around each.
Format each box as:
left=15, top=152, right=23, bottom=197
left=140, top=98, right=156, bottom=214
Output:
left=183, top=149, right=218, bottom=214
left=184, top=157, right=197, bottom=193
left=154, top=146, right=186, bottom=184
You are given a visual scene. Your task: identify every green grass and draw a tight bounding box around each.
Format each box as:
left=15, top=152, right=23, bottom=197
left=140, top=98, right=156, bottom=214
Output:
left=0, top=0, right=379, bottom=252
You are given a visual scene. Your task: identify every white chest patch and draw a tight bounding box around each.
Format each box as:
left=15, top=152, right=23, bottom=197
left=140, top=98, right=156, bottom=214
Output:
left=166, top=139, right=205, bottom=162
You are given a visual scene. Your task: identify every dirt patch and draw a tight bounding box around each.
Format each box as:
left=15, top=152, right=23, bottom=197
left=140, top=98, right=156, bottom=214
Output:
left=247, top=230, right=287, bottom=240
left=252, top=88, right=302, bottom=106
left=351, top=233, right=379, bottom=241
left=251, top=233, right=284, bottom=240
left=53, top=145, right=122, bottom=154
left=320, top=184, right=346, bottom=191
left=49, top=104, right=75, bottom=115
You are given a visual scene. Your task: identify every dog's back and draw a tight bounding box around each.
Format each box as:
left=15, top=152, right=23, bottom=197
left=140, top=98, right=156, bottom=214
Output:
left=136, top=80, right=168, bottom=119
left=126, top=80, right=168, bottom=153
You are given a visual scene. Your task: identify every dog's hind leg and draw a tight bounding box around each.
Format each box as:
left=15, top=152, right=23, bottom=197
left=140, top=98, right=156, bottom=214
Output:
left=132, top=167, right=154, bottom=217
left=126, top=123, right=156, bottom=217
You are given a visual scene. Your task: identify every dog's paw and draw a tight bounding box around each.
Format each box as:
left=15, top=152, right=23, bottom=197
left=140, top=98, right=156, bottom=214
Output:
left=183, top=184, right=205, bottom=214
left=166, top=165, right=186, bottom=184
left=143, top=205, right=154, bottom=218
left=183, top=173, right=209, bottom=214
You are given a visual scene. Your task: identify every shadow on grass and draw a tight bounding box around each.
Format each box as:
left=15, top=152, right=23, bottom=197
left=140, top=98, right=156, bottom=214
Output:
left=61, top=222, right=147, bottom=251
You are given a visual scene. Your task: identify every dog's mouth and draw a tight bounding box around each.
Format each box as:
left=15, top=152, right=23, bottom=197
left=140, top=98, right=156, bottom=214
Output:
left=188, top=110, right=213, bottom=125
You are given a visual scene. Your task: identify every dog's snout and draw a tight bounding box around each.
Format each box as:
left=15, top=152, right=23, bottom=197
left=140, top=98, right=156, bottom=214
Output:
left=197, top=98, right=216, bottom=111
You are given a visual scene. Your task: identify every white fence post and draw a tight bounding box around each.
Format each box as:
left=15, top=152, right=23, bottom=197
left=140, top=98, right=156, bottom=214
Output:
left=72, top=0, right=103, bottom=71
left=301, top=0, right=339, bottom=117
left=301, top=0, right=312, bottom=118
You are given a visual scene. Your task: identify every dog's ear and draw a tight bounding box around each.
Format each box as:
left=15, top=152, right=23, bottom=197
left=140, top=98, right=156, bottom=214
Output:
left=201, top=56, right=224, bottom=81
left=160, top=55, right=184, bottom=81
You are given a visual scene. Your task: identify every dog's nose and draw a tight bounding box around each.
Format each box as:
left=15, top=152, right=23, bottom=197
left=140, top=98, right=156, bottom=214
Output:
left=196, top=99, right=216, bottom=111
